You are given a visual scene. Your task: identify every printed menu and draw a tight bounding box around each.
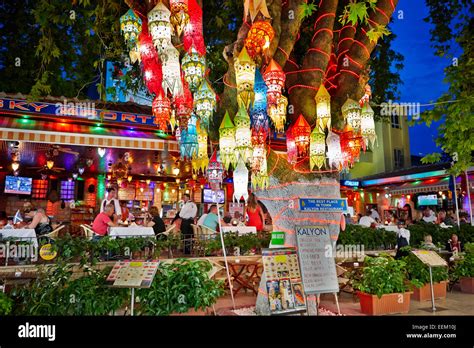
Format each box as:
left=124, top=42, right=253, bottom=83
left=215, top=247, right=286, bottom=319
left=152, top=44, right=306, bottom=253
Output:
left=106, top=260, right=159, bottom=288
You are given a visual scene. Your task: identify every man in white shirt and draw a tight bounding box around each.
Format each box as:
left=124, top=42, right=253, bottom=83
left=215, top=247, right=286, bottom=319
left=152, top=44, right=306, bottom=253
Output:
left=370, top=208, right=380, bottom=221
left=422, top=207, right=437, bottom=223
left=359, top=211, right=376, bottom=227
left=179, top=193, right=197, bottom=254
left=100, top=188, right=122, bottom=220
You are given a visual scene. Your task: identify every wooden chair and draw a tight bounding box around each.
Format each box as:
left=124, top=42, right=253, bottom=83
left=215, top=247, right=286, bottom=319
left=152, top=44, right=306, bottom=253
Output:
left=38, top=224, right=65, bottom=242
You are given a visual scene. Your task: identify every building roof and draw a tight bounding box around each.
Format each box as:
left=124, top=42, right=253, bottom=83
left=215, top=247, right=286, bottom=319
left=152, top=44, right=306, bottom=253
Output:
left=355, top=162, right=452, bottom=182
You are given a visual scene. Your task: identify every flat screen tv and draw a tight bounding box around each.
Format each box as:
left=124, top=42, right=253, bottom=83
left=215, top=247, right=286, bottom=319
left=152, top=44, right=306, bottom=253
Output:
left=5, top=176, right=33, bottom=195
left=202, top=189, right=225, bottom=204
left=417, top=194, right=438, bottom=206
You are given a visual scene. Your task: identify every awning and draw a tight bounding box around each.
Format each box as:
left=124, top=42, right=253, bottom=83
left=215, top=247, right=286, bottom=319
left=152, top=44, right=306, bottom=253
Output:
left=388, top=177, right=450, bottom=195
left=0, top=116, right=178, bottom=152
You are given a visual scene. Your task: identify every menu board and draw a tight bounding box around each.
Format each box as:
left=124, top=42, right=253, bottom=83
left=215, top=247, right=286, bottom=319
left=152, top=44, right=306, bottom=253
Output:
left=412, top=250, right=447, bottom=267
left=295, top=225, right=339, bottom=295
left=106, top=260, right=159, bottom=288
left=118, top=186, right=136, bottom=201
left=262, top=248, right=306, bottom=315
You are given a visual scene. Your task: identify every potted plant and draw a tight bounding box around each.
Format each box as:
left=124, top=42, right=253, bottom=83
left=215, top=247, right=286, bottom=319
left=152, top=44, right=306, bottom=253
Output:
left=353, top=255, right=411, bottom=315
left=403, top=250, right=449, bottom=301
left=454, top=242, right=474, bottom=293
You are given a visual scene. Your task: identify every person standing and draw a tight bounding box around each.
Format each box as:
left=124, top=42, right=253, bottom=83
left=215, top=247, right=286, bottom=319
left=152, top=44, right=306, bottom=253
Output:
left=246, top=193, right=265, bottom=233
left=100, top=188, right=122, bottom=220
left=179, top=193, right=197, bottom=254
left=395, top=220, right=410, bottom=259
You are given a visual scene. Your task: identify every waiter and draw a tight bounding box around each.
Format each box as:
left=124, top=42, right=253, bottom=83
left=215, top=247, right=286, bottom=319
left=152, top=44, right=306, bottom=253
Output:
left=179, top=193, right=197, bottom=254
left=100, top=187, right=122, bottom=220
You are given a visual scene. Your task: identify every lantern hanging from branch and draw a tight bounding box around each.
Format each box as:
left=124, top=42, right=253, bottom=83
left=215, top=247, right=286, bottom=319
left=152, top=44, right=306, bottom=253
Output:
left=169, top=0, right=189, bottom=37
left=341, top=124, right=362, bottom=167
left=234, top=47, right=256, bottom=109
left=288, top=114, right=311, bottom=158
left=183, top=0, right=205, bottom=55
left=233, top=157, right=249, bottom=202
left=244, top=0, right=271, bottom=23
left=342, top=98, right=362, bottom=134
left=234, top=105, right=253, bottom=164
left=120, top=9, right=142, bottom=63
left=219, top=111, right=237, bottom=170
left=315, top=84, right=331, bottom=131
left=181, top=45, right=206, bottom=92
left=310, top=127, right=326, bottom=170
left=326, top=130, right=344, bottom=170
left=148, top=1, right=172, bottom=55
left=162, top=43, right=183, bottom=97
left=250, top=70, right=269, bottom=133
left=206, top=150, right=223, bottom=191
left=180, top=115, right=198, bottom=160
left=138, top=31, right=157, bottom=65
left=173, top=78, right=193, bottom=130
left=152, top=91, right=171, bottom=132
left=192, top=120, right=209, bottom=173
left=245, top=20, right=274, bottom=59
left=361, top=102, right=376, bottom=150
left=286, top=123, right=297, bottom=164
left=263, top=59, right=285, bottom=107
left=194, top=78, right=216, bottom=127
left=268, top=94, right=287, bottom=133
left=251, top=145, right=268, bottom=191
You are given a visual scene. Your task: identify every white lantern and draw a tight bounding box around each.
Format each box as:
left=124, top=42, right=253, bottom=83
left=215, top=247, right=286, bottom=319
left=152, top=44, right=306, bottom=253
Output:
left=326, top=130, right=343, bottom=170
left=315, top=84, right=331, bottom=131
left=148, top=2, right=172, bottom=55
left=361, top=103, right=377, bottom=150
left=342, top=98, right=362, bottom=134
left=162, top=43, right=183, bottom=98
left=233, top=157, right=249, bottom=202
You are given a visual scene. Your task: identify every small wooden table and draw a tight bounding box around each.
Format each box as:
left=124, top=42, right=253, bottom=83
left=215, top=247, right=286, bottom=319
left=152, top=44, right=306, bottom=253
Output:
left=227, top=259, right=263, bottom=296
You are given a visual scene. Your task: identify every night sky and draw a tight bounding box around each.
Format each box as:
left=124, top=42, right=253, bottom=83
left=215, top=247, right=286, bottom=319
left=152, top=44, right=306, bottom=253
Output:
left=390, top=0, right=457, bottom=158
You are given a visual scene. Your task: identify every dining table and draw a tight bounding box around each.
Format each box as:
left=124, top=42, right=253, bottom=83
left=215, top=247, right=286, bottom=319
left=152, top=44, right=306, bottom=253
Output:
left=221, top=226, right=257, bottom=235
left=376, top=224, right=399, bottom=232
left=109, top=226, right=155, bottom=239
left=0, top=228, right=38, bottom=248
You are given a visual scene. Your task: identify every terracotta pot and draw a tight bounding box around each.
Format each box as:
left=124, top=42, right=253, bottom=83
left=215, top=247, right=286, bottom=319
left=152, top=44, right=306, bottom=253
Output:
left=357, top=292, right=411, bottom=315
left=412, top=281, right=447, bottom=301
left=459, top=277, right=474, bottom=294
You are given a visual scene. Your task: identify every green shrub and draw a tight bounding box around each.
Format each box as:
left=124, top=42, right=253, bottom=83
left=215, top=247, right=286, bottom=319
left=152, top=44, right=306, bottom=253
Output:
left=0, top=292, right=13, bottom=315
left=453, top=242, right=474, bottom=280
left=338, top=225, right=396, bottom=250
left=402, top=248, right=449, bottom=288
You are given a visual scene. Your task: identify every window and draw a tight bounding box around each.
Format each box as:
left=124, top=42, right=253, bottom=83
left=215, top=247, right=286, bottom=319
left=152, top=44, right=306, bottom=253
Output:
left=31, top=180, right=48, bottom=199
left=60, top=181, right=75, bottom=200
left=394, top=149, right=404, bottom=169
left=391, top=114, right=400, bottom=128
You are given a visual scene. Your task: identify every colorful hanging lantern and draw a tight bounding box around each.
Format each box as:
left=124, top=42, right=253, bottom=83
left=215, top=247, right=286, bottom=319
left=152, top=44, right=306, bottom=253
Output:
left=361, top=102, right=377, bottom=150
left=268, top=94, right=287, bottom=133
left=326, top=130, right=344, bottom=170
left=180, top=115, right=198, bottom=160
left=120, top=9, right=142, bottom=63
left=219, top=111, right=237, bottom=170
left=181, top=45, right=206, bottom=92
left=183, top=0, right=206, bottom=55
left=233, top=157, right=249, bottom=202
left=194, top=78, right=216, bottom=127
left=288, top=114, right=311, bottom=158
left=286, top=123, right=297, bottom=164
left=250, top=70, right=269, bottom=133
left=309, top=127, right=326, bottom=170
left=169, top=0, right=190, bottom=37
left=206, top=150, right=223, bottom=191
left=342, top=98, right=362, bottom=134
left=251, top=145, right=268, bottom=190
left=162, top=43, right=183, bottom=97
left=315, top=84, right=331, bottom=131
left=152, top=91, right=171, bottom=132
left=244, top=0, right=271, bottom=22
left=263, top=59, right=285, bottom=107
left=234, top=105, right=253, bottom=164
left=192, top=120, right=209, bottom=173
left=341, top=124, right=362, bottom=167
left=148, top=1, right=172, bottom=55
left=173, top=78, right=193, bottom=130
left=234, top=46, right=256, bottom=109
left=138, top=31, right=157, bottom=65
left=245, top=20, right=274, bottom=59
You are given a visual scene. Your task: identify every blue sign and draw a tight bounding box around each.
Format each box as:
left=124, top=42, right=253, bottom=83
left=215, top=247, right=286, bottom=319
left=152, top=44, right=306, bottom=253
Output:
left=341, top=180, right=359, bottom=187
left=299, top=198, right=348, bottom=212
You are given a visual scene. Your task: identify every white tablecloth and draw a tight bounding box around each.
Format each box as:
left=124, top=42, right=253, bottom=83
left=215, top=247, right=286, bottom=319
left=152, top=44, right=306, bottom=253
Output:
left=376, top=225, right=398, bottom=232
left=0, top=229, right=38, bottom=247
left=109, top=227, right=155, bottom=239
left=221, top=226, right=257, bottom=235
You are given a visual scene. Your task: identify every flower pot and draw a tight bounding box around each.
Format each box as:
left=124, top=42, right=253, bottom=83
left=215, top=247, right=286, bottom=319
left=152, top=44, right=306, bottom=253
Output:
left=357, top=292, right=411, bottom=315
left=412, top=281, right=447, bottom=301
left=459, top=277, right=474, bottom=294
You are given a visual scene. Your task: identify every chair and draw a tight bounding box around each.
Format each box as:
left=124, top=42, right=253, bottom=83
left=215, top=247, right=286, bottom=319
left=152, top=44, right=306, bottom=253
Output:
left=199, top=225, right=218, bottom=240
left=155, top=224, right=178, bottom=258
left=80, top=224, right=101, bottom=240
left=38, top=224, right=65, bottom=242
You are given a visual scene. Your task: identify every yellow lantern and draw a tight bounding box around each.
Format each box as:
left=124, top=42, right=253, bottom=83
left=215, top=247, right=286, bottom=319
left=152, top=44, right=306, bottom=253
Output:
left=234, top=105, right=253, bottom=164
left=361, top=102, right=377, bottom=150
left=342, top=98, right=362, bottom=134
left=219, top=111, right=237, bottom=170
left=169, top=0, right=189, bottom=37
left=309, top=127, right=326, bottom=170
left=192, top=120, right=209, bottom=173
left=315, top=84, right=331, bottom=131
left=46, top=160, right=54, bottom=170
left=251, top=145, right=268, bottom=190
left=234, top=46, right=256, bottom=109
left=268, top=94, right=287, bottom=133
left=148, top=1, right=172, bottom=55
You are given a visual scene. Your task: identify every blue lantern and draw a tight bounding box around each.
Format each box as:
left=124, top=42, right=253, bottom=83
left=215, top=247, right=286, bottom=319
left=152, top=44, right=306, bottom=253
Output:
left=180, top=115, right=198, bottom=160
left=250, top=70, right=269, bottom=133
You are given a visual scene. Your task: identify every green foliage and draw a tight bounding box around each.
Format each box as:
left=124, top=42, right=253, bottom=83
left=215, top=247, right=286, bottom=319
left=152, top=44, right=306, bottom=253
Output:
left=337, top=224, right=397, bottom=249
left=299, top=2, right=318, bottom=20
left=353, top=255, right=409, bottom=298
left=199, top=232, right=271, bottom=256
left=402, top=249, right=448, bottom=288
left=0, top=292, right=13, bottom=315
left=453, top=242, right=474, bottom=280
left=137, top=259, right=225, bottom=315
left=339, top=0, right=377, bottom=26
left=366, top=24, right=391, bottom=43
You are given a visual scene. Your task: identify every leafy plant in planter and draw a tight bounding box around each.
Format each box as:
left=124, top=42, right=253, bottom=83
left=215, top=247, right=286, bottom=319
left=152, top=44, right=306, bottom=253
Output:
left=453, top=242, right=474, bottom=282
left=137, top=259, right=224, bottom=315
left=402, top=249, right=448, bottom=289
left=0, top=292, right=13, bottom=315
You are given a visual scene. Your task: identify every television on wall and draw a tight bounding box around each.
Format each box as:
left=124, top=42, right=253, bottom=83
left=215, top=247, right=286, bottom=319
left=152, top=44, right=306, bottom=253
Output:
left=4, top=176, right=33, bottom=195
left=417, top=194, right=438, bottom=206
left=202, top=189, right=225, bottom=204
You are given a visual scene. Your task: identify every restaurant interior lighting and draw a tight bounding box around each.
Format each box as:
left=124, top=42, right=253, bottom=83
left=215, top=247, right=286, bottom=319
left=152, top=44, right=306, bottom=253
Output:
left=117, top=178, right=123, bottom=186
left=72, top=173, right=78, bottom=180
left=46, top=160, right=54, bottom=170
left=98, top=147, right=106, bottom=158
left=146, top=179, right=151, bottom=185
left=176, top=178, right=180, bottom=184
left=172, top=167, right=180, bottom=176
left=11, top=161, right=20, bottom=172
left=128, top=175, right=133, bottom=182
left=140, top=187, right=144, bottom=193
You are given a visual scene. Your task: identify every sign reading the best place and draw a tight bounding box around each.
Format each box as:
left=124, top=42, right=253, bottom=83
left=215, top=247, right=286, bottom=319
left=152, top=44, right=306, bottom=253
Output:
left=299, top=198, right=348, bottom=212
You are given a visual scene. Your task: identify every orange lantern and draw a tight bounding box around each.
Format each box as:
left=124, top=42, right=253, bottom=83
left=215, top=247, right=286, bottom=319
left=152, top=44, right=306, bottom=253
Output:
left=341, top=124, right=362, bottom=167
left=244, top=20, right=274, bottom=59
left=288, top=114, right=311, bottom=158
left=152, top=91, right=171, bottom=132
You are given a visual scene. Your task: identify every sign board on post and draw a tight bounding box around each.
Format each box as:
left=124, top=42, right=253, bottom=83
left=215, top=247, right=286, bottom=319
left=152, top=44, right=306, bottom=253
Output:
left=295, top=226, right=339, bottom=294
left=106, top=260, right=160, bottom=288
left=299, top=198, right=348, bottom=212
left=411, top=250, right=448, bottom=267
left=262, top=248, right=306, bottom=315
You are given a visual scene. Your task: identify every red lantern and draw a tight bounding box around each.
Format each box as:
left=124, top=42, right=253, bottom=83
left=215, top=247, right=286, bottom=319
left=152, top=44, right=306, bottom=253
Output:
left=152, top=91, right=171, bottom=132
left=173, top=78, right=193, bottom=130
left=183, top=0, right=205, bottom=55
left=340, top=124, right=362, bottom=167
left=188, top=179, right=196, bottom=189
left=286, top=123, right=297, bottom=164
left=263, top=59, right=285, bottom=107
left=139, top=31, right=163, bottom=96
left=244, top=20, right=274, bottom=59
left=251, top=127, right=268, bottom=147
left=288, top=114, right=311, bottom=158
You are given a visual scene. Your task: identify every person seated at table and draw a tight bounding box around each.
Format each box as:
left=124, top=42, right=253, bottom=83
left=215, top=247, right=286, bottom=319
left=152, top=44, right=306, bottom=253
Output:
left=422, top=207, right=437, bottom=223
left=26, top=208, right=52, bottom=236
left=231, top=212, right=245, bottom=226
left=92, top=204, right=118, bottom=237
left=437, top=210, right=453, bottom=226
left=2, top=219, right=14, bottom=230
left=358, top=211, right=376, bottom=228
left=459, top=212, right=469, bottom=224
left=197, top=209, right=208, bottom=226
left=446, top=233, right=462, bottom=253
left=145, top=206, right=166, bottom=239
left=222, top=214, right=233, bottom=227
left=202, top=205, right=220, bottom=232
left=421, top=235, right=437, bottom=250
